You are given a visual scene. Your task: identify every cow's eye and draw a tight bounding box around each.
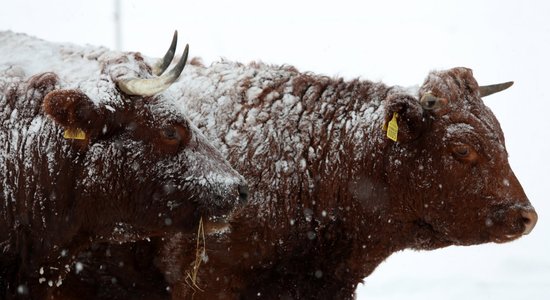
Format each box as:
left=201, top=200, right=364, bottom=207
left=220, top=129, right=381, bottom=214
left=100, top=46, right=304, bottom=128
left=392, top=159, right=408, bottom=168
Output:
left=158, top=124, right=192, bottom=151
left=161, top=127, right=180, bottom=141
left=454, top=145, right=469, bottom=157
left=452, top=144, right=478, bottom=162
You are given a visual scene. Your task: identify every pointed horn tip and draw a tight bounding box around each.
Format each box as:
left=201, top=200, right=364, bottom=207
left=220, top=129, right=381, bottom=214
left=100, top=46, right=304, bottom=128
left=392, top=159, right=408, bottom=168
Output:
left=152, top=30, right=180, bottom=76
left=172, top=30, right=178, bottom=43
left=183, top=44, right=189, bottom=57
left=167, top=44, right=190, bottom=78
left=479, top=81, right=515, bottom=97
left=498, top=81, right=514, bottom=89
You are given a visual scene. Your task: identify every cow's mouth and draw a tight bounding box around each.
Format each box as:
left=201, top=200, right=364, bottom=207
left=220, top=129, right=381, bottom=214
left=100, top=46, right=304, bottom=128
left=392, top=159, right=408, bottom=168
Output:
left=492, top=233, right=522, bottom=244
left=489, top=206, right=537, bottom=244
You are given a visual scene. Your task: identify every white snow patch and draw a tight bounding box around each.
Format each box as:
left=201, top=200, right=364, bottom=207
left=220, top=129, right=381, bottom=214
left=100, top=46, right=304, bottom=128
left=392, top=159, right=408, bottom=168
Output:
left=16, top=284, right=28, bottom=295
left=75, top=262, right=83, bottom=274
left=445, top=123, right=474, bottom=138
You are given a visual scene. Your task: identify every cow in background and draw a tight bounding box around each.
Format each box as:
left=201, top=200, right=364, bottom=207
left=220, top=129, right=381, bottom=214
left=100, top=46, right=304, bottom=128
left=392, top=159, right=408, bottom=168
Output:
left=0, top=31, right=247, bottom=299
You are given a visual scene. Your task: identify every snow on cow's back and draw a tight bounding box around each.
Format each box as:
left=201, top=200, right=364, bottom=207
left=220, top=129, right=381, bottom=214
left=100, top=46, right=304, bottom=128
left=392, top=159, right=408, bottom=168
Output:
left=1, top=31, right=156, bottom=108
left=0, top=31, right=107, bottom=91
left=171, top=60, right=389, bottom=205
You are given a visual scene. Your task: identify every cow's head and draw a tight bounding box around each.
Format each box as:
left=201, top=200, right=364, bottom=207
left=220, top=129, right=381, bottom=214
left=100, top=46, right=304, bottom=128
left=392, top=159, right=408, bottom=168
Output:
left=42, top=32, right=248, bottom=240
left=383, top=67, right=537, bottom=249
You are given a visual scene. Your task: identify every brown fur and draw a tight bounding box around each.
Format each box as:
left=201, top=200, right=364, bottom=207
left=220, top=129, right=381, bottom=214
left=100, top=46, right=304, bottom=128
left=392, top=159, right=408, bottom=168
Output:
left=52, top=65, right=535, bottom=299
left=167, top=67, right=534, bottom=299
left=0, top=60, right=247, bottom=298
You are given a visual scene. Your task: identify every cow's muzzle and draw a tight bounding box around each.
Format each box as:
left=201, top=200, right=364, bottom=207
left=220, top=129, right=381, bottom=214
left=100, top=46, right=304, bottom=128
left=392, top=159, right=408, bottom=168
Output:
left=520, top=209, right=538, bottom=235
left=492, top=204, right=538, bottom=243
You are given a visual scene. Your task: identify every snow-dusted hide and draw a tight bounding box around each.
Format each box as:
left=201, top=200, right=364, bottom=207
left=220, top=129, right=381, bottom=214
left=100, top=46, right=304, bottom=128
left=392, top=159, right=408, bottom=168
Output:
left=166, top=63, right=537, bottom=299
left=0, top=32, right=247, bottom=299
left=55, top=59, right=537, bottom=298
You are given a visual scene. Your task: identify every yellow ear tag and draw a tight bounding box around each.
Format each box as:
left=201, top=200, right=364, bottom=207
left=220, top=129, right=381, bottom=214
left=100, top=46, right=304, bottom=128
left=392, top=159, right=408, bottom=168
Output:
left=386, top=112, right=399, bottom=142
left=63, top=128, right=86, bottom=140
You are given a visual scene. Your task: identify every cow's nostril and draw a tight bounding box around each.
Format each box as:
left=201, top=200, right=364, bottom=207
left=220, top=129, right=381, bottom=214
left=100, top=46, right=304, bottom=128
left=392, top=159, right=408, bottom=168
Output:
left=238, top=184, right=249, bottom=203
left=521, top=209, right=538, bottom=235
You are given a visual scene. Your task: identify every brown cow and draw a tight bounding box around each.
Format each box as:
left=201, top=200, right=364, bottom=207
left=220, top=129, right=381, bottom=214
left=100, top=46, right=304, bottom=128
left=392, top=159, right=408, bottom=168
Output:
left=0, top=32, right=247, bottom=299
left=52, top=62, right=537, bottom=299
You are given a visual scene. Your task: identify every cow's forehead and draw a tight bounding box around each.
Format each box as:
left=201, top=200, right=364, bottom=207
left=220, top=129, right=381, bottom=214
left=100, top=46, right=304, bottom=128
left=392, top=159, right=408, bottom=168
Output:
left=434, top=100, right=506, bottom=149
left=419, top=67, right=479, bottom=103
left=102, top=53, right=192, bottom=124
left=89, top=52, right=190, bottom=124
left=103, top=53, right=151, bottom=83
left=144, top=95, right=189, bottom=124
left=416, top=68, right=507, bottom=146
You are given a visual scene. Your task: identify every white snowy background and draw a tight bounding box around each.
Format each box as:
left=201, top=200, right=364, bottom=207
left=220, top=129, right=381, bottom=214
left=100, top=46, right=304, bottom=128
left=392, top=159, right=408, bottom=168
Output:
left=1, top=0, right=549, bottom=299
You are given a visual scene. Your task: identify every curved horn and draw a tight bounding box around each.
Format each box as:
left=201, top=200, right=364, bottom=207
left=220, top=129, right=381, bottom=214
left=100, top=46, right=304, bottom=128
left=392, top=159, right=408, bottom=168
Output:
left=479, top=81, right=514, bottom=97
left=118, top=44, right=189, bottom=97
left=152, top=30, right=178, bottom=76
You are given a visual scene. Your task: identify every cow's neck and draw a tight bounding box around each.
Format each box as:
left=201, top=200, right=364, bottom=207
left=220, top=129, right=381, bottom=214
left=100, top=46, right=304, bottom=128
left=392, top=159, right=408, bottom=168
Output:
left=181, top=64, right=381, bottom=200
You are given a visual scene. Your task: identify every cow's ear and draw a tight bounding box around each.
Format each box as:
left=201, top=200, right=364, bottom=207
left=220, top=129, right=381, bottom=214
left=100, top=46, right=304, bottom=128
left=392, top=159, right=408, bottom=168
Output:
left=383, top=94, right=427, bottom=143
left=43, top=89, right=108, bottom=139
